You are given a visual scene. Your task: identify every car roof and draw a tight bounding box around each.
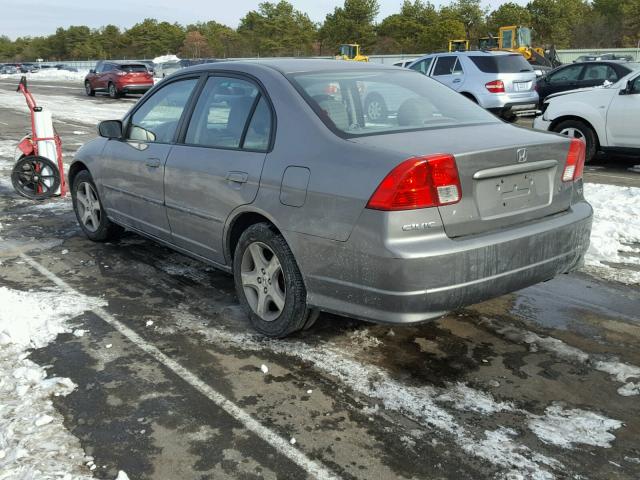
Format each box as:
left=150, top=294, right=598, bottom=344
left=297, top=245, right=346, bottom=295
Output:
left=183, top=58, right=399, bottom=75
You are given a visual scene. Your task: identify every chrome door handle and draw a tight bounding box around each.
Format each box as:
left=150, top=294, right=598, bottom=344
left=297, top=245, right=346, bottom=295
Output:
left=146, top=158, right=161, bottom=168
left=226, top=171, right=248, bottom=184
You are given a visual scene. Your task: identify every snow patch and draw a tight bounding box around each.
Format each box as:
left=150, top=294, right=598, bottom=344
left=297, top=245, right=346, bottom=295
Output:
left=528, top=403, right=622, bottom=449
left=583, top=183, right=640, bottom=285
left=0, top=286, right=105, bottom=478
left=436, top=382, right=513, bottom=414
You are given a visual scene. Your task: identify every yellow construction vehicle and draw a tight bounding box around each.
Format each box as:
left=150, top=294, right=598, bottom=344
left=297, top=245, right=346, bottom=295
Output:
left=336, top=44, right=369, bottom=62
left=478, top=36, right=498, bottom=50
left=497, top=26, right=556, bottom=68
left=448, top=39, right=469, bottom=52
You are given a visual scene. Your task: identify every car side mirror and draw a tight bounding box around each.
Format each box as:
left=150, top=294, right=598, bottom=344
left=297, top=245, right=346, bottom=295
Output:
left=98, top=120, right=123, bottom=139
left=89, top=69, right=96, bottom=74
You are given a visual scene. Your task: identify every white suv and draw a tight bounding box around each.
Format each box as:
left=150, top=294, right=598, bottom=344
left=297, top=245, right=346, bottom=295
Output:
left=533, top=71, right=640, bottom=161
left=408, top=51, right=539, bottom=120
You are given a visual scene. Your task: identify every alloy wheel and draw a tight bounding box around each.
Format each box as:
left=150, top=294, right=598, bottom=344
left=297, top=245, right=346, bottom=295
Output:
left=76, top=182, right=101, bottom=232
left=240, top=242, right=286, bottom=322
left=559, top=127, right=585, bottom=141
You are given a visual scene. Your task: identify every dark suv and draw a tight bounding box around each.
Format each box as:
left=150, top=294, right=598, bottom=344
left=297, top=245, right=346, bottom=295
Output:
left=85, top=61, right=154, bottom=98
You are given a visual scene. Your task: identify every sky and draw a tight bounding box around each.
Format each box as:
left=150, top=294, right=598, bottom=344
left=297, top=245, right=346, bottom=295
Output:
left=1, top=0, right=525, bottom=39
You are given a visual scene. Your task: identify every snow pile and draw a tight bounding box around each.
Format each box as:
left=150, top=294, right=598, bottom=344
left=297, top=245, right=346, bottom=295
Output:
left=583, top=183, right=640, bottom=284
left=0, top=285, right=105, bottom=479
left=0, top=89, right=130, bottom=125
left=528, top=403, right=622, bottom=449
left=152, top=54, right=180, bottom=64
left=0, top=69, right=89, bottom=82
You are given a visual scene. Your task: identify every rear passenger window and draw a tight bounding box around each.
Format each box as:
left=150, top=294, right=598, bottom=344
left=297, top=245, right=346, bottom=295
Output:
left=410, top=58, right=433, bottom=75
left=433, top=57, right=457, bottom=76
left=582, top=64, right=617, bottom=82
left=185, top=77, right=269, bottom=150
left=243, top=97, right=272, bottom=151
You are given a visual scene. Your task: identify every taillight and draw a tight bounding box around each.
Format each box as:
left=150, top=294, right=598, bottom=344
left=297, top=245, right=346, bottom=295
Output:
left=485, top=80, right=505, bottom=93
left=366, top=154, right=461, bottom=211
left=562, top=138, right=586, bottom=182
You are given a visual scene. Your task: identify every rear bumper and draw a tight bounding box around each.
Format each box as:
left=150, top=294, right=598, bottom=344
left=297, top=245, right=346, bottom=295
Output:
left=292, top=201, right=592, bottom=324
left=117, top=83, right=153, bottom=93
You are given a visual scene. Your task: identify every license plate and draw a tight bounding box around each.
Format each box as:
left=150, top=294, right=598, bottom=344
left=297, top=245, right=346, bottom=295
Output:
left=514, top=81, right=531, bottom=92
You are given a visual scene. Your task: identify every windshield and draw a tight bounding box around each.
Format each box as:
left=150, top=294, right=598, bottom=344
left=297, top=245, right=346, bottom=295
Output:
left=288, top=69, right=499, bottom=137
left=517, top=27, right=532, bottom=47
left=469, top=55, right=533, bottom=73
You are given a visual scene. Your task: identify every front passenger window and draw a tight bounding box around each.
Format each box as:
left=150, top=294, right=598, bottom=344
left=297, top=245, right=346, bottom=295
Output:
left=127, top=78, right=198, bottom=143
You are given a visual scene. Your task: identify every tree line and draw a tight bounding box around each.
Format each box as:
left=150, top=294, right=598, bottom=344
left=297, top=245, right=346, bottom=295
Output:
left=1, top=0, right=639, bottom=62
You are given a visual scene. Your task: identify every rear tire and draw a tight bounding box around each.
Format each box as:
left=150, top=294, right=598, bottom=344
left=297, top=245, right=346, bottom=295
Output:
left=364, top=93, right=389, bottom=122
left=108, top=82, right=120, bottom=99
left=233, top=223, right=312, bottom=338
left=84, top=81, right=95, bottom=97
left=71, top=170, right=123, bottom=242
left=553, top=119, right=597, bottom=163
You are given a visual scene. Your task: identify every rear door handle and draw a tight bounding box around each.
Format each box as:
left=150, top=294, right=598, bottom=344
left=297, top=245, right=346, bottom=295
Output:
left=453, top=78, right=462, bottom=83
left=226, top=171, right=248, bottom=184
left=146, top=157, right=161, bottom=168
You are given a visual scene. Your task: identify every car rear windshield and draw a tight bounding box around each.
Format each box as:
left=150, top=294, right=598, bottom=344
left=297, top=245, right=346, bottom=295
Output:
left=469, top=55, right=533, bottom=73
left=287, top=69, right=498, bottom=137
left=118, top=64, right=148, bottom=73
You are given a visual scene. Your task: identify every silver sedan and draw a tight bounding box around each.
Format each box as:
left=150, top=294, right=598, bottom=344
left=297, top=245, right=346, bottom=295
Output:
left=70, top=59, right=592, bottom=337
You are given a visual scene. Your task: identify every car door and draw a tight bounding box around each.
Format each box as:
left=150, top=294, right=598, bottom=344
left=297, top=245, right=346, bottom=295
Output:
left=96, top=62, right=113, bottom=90
left=606, top=74, right=640, bottom=148
left=541, top=64, right=584, bottom=99
left=100, top=76, right=200, bottom=240
left=430, top=56, right=465, bottom=91
left=163, top=75, right=273, bottom=264
left=579, top=63, right=618, bottom=89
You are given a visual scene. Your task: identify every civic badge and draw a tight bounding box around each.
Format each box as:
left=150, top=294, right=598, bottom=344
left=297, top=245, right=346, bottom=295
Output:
left=517, top=148, right=528, bottom=163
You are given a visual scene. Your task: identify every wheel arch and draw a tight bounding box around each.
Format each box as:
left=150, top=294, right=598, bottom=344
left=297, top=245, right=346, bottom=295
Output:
left=224, top=207, right=286, bottom=265
left=68, top=161, right=90, bottom=189
left=549, top=115, right=601, bottom=149
left=460, top=91, right=477, bottom=103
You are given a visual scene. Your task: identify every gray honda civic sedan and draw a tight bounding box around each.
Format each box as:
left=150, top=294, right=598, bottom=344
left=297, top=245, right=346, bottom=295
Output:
left=70, top=59, right=593, bottom=337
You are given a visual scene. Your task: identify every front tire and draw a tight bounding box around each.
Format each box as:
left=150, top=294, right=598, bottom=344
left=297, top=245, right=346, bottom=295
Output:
left=71, top=170, right=123, bottom=242
left=85, top=81, right=95, bottom=97
left=553, top=119, right=597, bottom=163
left=233, top=223, right=312, bottom=338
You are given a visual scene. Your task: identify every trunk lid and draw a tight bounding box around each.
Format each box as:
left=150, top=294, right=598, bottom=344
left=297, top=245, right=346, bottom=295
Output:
left=350, top=123, right=573, bottom=238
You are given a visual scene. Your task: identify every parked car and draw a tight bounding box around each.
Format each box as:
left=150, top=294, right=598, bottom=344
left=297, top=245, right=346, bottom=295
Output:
left=0, top=65, right=18, bottom=74
left=20, top=63, right=37, bottom=73
left=393, top=59, right=417, bottom=68
left=534, top=70, right=640, bottom=162
left=55, top=64, right=78, bottom=72
left=84, top=61, right=154, bottom=98
left=536, top=61, right=640, bottom=105
left=408, top=51, right=539, bottom=120
left=138, top=60, right=155, bottom=75
left=574, top=53, right=634, bottom=63
left=69, top=59, right=592, bottom=337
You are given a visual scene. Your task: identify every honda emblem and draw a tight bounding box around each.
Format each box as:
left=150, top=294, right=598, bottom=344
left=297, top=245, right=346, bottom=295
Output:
left=517, top=148, right=528, bottom=163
